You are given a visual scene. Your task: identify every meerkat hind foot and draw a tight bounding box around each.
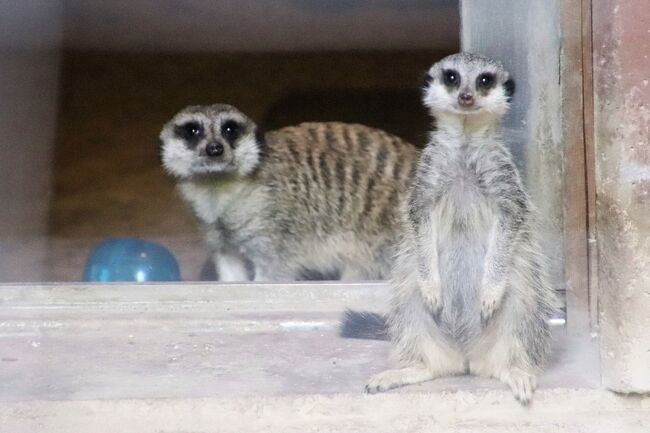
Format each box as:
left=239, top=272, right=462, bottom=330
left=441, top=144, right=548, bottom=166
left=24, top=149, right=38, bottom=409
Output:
left=500, top=369, right=537, bottom=405
left=365, top=366, right=435, bottom=394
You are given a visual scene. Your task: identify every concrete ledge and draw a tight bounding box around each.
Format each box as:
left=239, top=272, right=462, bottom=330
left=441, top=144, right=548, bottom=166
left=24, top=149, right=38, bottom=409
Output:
left=2, top=389, right=649, bottom=433
left=0, top=283, right=634, bottom=431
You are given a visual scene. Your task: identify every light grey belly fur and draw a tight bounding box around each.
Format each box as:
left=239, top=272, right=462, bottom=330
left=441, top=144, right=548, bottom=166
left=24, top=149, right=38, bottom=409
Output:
left=436, top=183, right=492, bottom=349
left=438, top=234, right=484, bottom=347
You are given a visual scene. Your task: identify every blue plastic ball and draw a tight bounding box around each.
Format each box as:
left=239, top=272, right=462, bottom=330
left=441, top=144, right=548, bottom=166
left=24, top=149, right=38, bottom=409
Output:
left=82, top=238, right=181, bottom=282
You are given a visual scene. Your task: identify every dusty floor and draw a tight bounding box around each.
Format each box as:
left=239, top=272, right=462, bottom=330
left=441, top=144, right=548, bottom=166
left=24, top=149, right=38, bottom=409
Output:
left=44, top=50, right=445, bottom=282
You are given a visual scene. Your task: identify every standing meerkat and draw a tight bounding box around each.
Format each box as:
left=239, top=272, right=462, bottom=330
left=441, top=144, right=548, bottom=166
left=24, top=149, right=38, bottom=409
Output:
left=159, top=104, right=420, bottom=281
left=364, top=53, right=558, bottom=404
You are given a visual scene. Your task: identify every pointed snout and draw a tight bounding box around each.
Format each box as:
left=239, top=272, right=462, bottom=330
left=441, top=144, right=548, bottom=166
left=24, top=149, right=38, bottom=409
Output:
left=458, top=91, right=475, bottom=108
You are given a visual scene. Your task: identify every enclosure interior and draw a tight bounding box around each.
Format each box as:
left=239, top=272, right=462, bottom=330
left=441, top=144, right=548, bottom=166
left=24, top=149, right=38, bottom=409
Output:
left=0, top=1, right=595, bottom=411
left=0, top=1, right=461, bottom=283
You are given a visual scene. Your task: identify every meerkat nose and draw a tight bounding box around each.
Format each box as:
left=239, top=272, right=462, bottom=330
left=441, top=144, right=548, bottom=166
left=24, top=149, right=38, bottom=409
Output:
left=205, top=141, right=224, bottom=157
left=458, top=92, right=475, bottom=108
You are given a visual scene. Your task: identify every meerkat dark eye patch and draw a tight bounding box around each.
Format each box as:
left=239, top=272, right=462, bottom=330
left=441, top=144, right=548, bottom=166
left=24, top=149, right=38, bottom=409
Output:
left=175, top=121, right=203, bottom=143
left=221, top=120, right=241, bottom=143
left=442, top=69, right=460, bottom=88
left=477, top=72, right=496, bottom=90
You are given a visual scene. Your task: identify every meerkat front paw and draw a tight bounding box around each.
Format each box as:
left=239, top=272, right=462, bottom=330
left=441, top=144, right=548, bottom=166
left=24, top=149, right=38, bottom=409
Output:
left=480, top=283, right=506, bottom=323
left=480, top=292, right=500, bottom=323
left=418, top=280, right=443, bottom=316
left=500, top=369, right=537, bottom=405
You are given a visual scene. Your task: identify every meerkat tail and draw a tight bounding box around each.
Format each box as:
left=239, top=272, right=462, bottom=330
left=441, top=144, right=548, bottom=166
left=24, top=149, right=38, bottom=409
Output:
left=339, top=309, right=389, bottom=340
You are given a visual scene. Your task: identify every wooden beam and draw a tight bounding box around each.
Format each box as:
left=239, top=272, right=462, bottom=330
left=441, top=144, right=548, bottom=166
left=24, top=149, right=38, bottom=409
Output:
left=560, top=0, right=592, bottom=333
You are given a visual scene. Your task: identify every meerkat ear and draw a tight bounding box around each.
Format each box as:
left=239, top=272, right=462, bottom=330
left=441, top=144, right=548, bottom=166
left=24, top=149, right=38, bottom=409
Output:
left=504, top=79, right=515, bottom=101
left=255, top=127, right=267, bottom=154
left=422, top=71, right=434, bottom=89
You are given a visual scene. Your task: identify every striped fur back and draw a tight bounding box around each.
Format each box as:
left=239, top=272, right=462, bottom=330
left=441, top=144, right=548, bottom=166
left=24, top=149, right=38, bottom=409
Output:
left=261, top=122, right=419, bottom=239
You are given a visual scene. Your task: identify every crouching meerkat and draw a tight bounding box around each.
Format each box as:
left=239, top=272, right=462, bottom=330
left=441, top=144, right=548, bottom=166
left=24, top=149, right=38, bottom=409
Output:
left=364, top=53, right=558, bottom=404
left=159, top=104, right=420, bottom=281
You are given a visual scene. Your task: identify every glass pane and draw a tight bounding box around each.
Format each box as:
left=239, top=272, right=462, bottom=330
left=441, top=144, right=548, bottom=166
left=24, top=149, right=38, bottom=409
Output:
left=0, top=1, right=460, bottom=283
left=462, top=0, right=568, bottom=325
